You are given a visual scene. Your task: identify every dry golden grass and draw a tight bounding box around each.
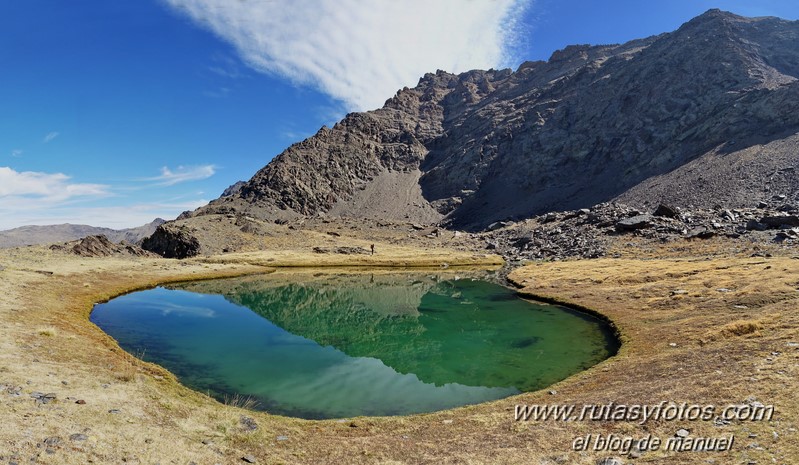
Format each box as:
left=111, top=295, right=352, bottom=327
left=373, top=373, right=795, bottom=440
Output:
left=224, top=393, right=260, bottom=411
left=0, top=235, right=796, bottom=464
left=199, top=244, right=503, bottom=268
left=508, top=255, right=799, bottom=464
left=714, top=319, right=764, bottom=339
left=36, top=325, right=58, bottom=337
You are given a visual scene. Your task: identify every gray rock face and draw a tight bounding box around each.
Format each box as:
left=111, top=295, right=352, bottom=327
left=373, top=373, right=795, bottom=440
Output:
left=221, top=181, right=246, bottom=197
left=596, top=458, right=623, bottom=465
left=484, top=202, right=799, bottom=262
left=141, top=224, right=201, bottom=259
left=616, top=214, right=655, bottom=231
left=186, top=9, right=799, bottom=232
left=64, top=235, right=155, bottom=258
left=760, top=215, right=799, bottom=228
left=653, top=204, right=679, bottom=219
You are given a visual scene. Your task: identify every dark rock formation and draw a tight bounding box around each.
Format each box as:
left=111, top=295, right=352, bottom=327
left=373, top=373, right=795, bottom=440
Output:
left=221, top=181, right=246, bottom=197
left=181, top=10, right=799, bottom=233
left=312, top=246, right=371, bottom=255
left=760, top=215, right=799, bottom=228
left=616, top=214, right=655, bottom=231
left=48, top=235, right=156, bottom=258
left=483, top=202, right=798, bottom=262
left=72, top=235, right=122, bottom=257
left=653, top=204, right=679, bottom=219
left=141, top=225, right=201, bottom=259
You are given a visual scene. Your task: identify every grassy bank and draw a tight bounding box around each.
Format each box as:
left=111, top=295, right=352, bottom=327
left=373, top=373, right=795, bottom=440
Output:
left=0, top=242, right=795, bottom=464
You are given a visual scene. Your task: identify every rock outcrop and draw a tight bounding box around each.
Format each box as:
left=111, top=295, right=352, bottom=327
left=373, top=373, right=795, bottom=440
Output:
left=49, top=235, right=156, bottom=258
left=221, top=181, right=246, bottom=198
left=483, top=200, right=799, bottom=262
left=141, top=224, right=201, bottom=259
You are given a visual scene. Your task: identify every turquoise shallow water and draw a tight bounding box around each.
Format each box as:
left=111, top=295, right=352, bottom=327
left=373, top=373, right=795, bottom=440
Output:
left=90, top=273, right=617, bottom=419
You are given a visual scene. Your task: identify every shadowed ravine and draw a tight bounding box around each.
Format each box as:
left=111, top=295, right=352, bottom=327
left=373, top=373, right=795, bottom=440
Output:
left=91, top=273, right=618, bottom=419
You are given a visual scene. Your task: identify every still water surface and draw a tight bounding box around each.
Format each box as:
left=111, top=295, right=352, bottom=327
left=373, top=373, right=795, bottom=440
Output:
left=91, top=273, right=617, bottom=419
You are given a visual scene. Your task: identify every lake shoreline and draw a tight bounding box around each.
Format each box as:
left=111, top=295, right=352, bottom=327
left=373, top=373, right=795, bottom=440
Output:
left=93, top=272, right=614, bottom=419
left=0, top=240, right=796, bottom=463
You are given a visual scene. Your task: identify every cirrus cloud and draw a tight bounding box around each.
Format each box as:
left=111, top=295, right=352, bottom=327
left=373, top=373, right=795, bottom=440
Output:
left=0, top=199, right=209, bottom=231
left=145, top=165, right=217, bottom=186
left=162, top=0, right=530, bottom=111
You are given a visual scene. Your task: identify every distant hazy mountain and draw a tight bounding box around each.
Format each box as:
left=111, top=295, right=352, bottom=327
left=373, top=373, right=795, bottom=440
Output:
left=186, top=9, right=798, bottom=231
left=0, top=218, right=166, bottom=248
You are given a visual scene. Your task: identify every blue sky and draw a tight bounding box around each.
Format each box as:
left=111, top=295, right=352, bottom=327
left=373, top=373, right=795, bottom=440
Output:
left=1, top=0, right=797, bottom=229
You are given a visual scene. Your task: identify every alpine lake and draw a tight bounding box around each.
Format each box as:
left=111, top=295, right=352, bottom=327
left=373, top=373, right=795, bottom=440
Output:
left=91, top=271, right=618, bottom=419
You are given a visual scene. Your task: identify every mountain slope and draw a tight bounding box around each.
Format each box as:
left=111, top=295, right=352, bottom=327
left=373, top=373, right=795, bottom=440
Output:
left=190, top=9, right=799, bottom=231
left=0, top=219, right=166, bottom=249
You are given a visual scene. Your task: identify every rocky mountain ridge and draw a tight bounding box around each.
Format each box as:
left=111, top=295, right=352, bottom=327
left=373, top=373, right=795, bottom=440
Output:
left=184, top=9, right=799, bottom=232
left=144, top=10, right=799, bottom=258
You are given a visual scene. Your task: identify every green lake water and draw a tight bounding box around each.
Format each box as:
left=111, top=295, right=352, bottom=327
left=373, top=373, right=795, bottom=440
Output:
left=90, top=273, right=617, bottom=419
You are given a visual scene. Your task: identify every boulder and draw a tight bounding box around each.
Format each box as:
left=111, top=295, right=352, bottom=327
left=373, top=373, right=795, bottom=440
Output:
left=596, top=458, right=623, bottom=465
left=615, top=214, right=655, bottom=231
left=653, top=204, right=679, bottom=218
left=687, top=228, right=716, bottom=239
left=312, top=246, right=370, bottom=255
left=760, top=215, right=799, bottom=228
left=141, top=225, right=201, bottom=259
left=71, top=235, right=118, bottom=257
left=745, top=219, right=767, bottom=231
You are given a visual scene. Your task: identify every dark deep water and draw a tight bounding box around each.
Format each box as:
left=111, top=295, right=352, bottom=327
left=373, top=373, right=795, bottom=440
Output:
left=90, top=273, right=617, bottom=419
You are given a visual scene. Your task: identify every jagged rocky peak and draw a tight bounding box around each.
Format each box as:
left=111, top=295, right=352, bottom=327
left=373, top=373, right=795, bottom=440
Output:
left=221, top=181, right=245, bottom=197
left=675, top=9, right=799, bottom=83
left=180, top=10, right=799, bottom=233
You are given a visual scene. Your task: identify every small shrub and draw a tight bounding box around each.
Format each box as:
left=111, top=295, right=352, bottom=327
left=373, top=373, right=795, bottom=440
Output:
left=720, top=319, right=763, bottom=337
left=224, top=393, right=259, bottom=410
left=37, top=326, right=57, bottom=337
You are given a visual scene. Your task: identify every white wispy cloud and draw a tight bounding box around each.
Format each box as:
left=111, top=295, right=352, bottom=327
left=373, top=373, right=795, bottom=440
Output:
left=0, top=167, right=213, bottom=230
left=162, top=0, right=530, bottom=111
left=43, top=131, right=60, bottom=143
left=0, top=199, right=209, bottom=231
left=208, top=53, right=248, bottom=79
left=145, top=165, right=216, bottom=186
left=11, top=149, right=23, bottom=158
left=0, top=166, right=108, bottom=202
left=0, top=166, right=115, bottom=230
